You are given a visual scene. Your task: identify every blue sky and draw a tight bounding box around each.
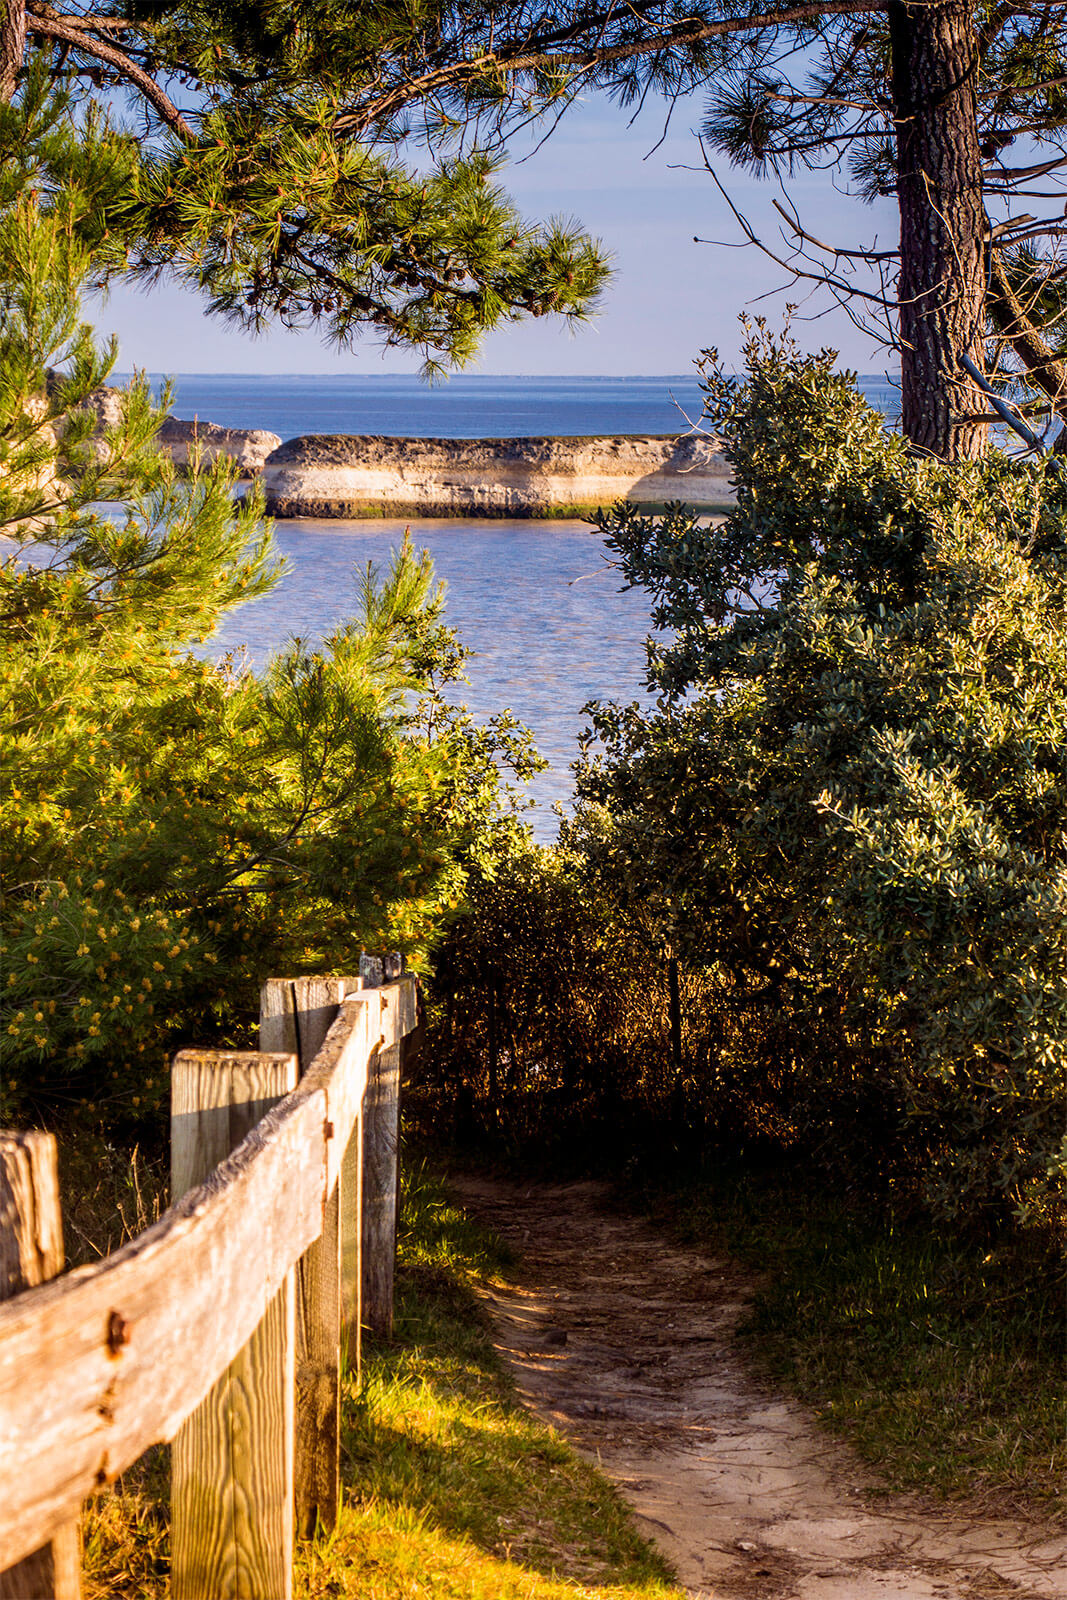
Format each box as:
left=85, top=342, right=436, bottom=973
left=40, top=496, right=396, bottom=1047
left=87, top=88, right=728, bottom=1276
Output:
left=93, top=94, right=901, bottom=377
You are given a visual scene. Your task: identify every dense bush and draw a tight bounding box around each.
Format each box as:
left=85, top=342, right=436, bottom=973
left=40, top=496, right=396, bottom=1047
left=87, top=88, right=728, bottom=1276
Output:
left=421, top=838, right=732, bottom=1159
left=428, top=330, right=1067, bottom=1238
left=421, top=825, right=914, bottom=1187
left=572, top=326, right=1067, bottom=1236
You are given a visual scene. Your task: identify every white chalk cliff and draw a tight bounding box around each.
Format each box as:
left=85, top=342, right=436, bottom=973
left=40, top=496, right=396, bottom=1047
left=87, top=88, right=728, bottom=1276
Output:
left=261, top=433, right=734, bottom=518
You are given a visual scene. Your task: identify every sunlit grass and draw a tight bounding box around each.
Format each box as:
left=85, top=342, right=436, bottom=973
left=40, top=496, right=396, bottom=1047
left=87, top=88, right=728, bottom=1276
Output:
left=80, top=1154, right=681, bottom=1599
left=332, top=1159, right=680, bottom=1596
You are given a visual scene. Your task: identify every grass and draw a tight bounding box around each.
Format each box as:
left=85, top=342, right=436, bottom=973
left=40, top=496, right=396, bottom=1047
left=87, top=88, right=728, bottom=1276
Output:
left=77, top=1150, right=681, bottom=1599
left=642, top=1161, right=1066, bottom=1520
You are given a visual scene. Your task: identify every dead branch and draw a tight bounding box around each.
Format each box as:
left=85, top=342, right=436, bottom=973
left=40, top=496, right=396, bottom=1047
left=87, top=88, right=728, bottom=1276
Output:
left=772, top=197, right=899, bottom=260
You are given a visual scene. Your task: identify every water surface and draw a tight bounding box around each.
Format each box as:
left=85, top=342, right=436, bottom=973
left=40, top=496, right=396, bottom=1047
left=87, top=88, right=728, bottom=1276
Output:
left=118, top=371, right=902, bottom=443
left=209, top=518, right=656, bottom=840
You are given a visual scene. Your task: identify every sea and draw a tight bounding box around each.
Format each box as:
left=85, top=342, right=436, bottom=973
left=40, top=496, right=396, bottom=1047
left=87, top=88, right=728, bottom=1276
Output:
left=115, top=372, right=901, bottom=840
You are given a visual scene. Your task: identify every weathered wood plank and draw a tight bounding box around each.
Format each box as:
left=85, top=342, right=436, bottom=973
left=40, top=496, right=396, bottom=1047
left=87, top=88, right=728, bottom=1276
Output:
left=361, top=989, right=402, bottom=1339
left=349, top=969, right=415, bottom=1348
left=0, top=1132, right=81, bottom=1600
left=0, top=982, right=414, bottom=1568
left=259, top=979, right=351, bottom=1538
left=0, top=1069, right=324, bottom=1567
left=259, top=978, right=351, bottom=1064
left=339, top=1112, right=363, bottom=1382
left=0, top=1131, right=64, bottom=1294
left=171, top=1051, right=298, bottom=1600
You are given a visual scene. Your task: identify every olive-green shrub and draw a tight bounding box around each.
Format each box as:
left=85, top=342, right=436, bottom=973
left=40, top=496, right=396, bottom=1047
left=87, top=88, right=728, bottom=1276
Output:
left=578, top=326, right=1067, bottom=1236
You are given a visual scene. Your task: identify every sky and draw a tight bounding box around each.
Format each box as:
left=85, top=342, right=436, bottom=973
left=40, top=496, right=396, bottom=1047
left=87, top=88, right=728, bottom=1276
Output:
left=92, top=94, right=901, bottom=378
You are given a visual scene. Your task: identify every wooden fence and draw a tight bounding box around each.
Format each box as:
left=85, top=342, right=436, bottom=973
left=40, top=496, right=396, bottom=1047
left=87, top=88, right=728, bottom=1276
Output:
left=0, top=959, right=418, bottom=1600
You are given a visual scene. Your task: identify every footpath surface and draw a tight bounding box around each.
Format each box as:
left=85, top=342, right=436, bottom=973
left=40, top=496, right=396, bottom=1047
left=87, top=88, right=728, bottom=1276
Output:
left=450, top=1175, right=1067, bottom=1600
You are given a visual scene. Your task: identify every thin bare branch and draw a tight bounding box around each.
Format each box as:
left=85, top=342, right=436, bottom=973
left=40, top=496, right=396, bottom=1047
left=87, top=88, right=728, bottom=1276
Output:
left=959, top=350, right=1048, bottom=451
left=987, top=248, right=1067, bottom=423
left=700, top=156, right=896, bottom=311
left=772, top=198, right=899, bottom=259
left=988, top=153, right=1067, bottom=182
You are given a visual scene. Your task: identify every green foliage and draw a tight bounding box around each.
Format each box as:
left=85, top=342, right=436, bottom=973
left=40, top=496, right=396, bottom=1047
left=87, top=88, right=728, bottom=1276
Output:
left=4, top=26, right=610, bottom=374
left=579, top=327, right=1067, bottom=1237
left=0, top=149, right=540, bottom=1120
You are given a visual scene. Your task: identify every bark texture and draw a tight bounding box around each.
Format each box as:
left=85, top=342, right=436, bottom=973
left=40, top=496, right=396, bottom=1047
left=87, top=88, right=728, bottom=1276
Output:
left=890, top=1, right=987, bottom=460
left=0, top=0, right=24, bottom=104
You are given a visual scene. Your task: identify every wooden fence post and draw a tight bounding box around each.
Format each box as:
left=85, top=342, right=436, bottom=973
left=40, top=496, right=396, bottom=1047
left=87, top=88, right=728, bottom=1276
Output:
left=0, top=1132, right=81, bottom=1600
left=338, top=1063, right=363, bottom=1385
left=359, top=955, right=404, bottom=1339
left=260, top=977, right=354, bottom=1537
left=171, top=1050, right=299, bottom=1600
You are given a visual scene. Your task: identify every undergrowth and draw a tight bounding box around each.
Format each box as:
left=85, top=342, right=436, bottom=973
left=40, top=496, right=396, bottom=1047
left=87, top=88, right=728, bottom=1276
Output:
left=642, top=1161, right=1066, bottom=1521
left=78, top=1153, right=680, bottom=1599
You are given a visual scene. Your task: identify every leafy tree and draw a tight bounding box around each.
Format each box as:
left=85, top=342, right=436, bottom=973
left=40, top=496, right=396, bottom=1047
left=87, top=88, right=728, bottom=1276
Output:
left=0, top=156, right=540, bottom=1122
left=578, top=326, right=1067, bottom=1234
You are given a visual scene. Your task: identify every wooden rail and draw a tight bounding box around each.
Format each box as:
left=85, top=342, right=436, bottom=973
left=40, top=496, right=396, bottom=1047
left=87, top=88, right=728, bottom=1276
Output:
left=0, top=967, right=417, bottom=1598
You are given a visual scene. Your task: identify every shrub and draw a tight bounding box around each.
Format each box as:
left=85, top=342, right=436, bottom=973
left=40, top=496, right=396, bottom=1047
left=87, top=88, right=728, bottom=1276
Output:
left=575, top=325, right=1067, bottom=1237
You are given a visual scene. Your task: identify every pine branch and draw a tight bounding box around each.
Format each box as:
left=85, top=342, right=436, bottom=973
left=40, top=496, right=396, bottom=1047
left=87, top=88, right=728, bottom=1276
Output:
left=333, top=1, right=888, bottom=137
left=25, top=8, right=195, bottom=140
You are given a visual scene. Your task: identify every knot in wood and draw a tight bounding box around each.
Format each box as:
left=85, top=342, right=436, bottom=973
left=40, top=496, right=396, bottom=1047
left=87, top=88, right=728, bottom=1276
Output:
left=106, top=1309, right=132, bottom=1355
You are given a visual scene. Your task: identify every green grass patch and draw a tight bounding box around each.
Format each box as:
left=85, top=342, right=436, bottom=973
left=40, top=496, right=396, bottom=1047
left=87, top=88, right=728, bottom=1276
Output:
left=643, top=1164, right=1066, bottom=1520
left=80, top=1153, right=680, bottom=1599
left=322, top=1160, right=679, bottom=1597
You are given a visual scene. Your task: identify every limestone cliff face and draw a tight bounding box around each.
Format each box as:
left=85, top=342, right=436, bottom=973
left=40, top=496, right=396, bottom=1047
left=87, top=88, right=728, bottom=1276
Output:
left=83, top=386, right=281, bottom=473
left=261, top=433, right=734, bottom=518
left=154, top=416, right=281, bottom=474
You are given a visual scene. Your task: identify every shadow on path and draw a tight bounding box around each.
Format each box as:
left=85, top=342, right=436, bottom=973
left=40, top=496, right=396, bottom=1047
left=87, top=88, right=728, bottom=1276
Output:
left=451, top=1175, right=1067, bottom=1600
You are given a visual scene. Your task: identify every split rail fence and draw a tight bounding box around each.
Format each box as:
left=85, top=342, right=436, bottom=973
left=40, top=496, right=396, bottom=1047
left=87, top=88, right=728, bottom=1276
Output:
left=0, top=957, right=419, bottom=1600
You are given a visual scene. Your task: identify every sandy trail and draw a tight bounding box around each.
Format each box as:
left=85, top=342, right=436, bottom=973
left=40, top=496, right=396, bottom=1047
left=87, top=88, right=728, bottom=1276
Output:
left=450, top=1175, right=1066, bottom=1600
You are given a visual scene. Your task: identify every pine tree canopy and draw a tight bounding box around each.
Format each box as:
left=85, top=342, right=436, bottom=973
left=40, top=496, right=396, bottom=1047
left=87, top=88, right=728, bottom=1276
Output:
left=4, top=2, right=625, bottom=370
left=8, top=4, right=1067, bottom=442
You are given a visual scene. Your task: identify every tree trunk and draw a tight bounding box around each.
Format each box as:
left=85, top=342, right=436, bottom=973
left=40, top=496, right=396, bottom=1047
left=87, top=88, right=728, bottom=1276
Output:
left=0, top=0, right=23, bottom=103
left=889, top=1, right=987, bottom=460
left=667, top=953, right=683, bottom=1082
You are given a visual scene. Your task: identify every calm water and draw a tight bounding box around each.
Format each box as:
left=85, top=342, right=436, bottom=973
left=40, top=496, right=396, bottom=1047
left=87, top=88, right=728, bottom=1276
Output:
left=117, top=374, right=901, bottom=839
left=117, top=371, right=902, bottom=443
left=209, top=518, right=652, bottom=840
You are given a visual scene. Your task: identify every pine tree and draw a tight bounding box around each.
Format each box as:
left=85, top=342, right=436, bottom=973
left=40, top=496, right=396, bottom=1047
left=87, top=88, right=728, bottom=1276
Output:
left=0, top=8, right=611, bottom=373
left=8, top=5, right=1067, bottom=451
left=0, top=81, right=541, bottom=1118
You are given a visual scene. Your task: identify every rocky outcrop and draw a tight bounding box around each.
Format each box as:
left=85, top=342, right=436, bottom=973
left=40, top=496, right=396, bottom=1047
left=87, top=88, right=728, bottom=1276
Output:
left=261, top=433, right=734, bottom=519
left=81, top=385, right=280, bottom=474
left=154, top=415, right=281, bottom=475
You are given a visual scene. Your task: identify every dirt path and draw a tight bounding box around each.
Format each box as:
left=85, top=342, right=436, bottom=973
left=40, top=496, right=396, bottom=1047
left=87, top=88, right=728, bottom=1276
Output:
left=450, top=1175, right=1067, bottom=1600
